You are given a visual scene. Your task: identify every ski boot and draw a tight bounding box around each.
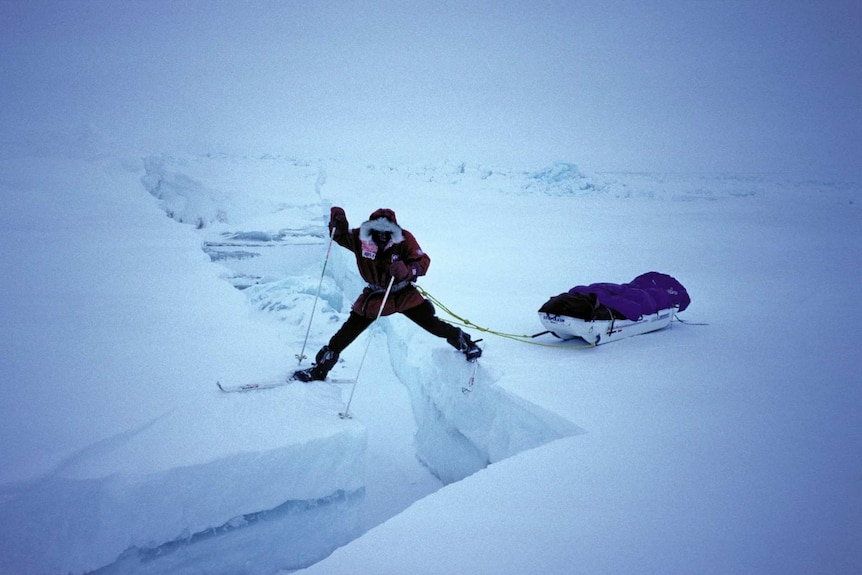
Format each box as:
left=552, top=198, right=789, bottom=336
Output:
left=293, top=346, right=339, bottom=382
left=448, top=329, right=482, bottom=362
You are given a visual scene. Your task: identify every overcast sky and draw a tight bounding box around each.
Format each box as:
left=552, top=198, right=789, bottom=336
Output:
left=2, top=0, right=860, bottom=178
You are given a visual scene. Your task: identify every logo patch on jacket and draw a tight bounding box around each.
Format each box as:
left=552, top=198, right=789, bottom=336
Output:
left=362, top=249, right=376, bottom=260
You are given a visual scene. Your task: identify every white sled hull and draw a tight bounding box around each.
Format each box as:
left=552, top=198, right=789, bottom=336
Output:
left=538, top=307, right=675, bottom=345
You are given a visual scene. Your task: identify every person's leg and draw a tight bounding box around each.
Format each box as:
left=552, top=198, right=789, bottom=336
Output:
left=328, top=312, right=374, bottom=354
left=401, top=300, right=482, bottom=360
left=294, top=312, right=374, bottom=381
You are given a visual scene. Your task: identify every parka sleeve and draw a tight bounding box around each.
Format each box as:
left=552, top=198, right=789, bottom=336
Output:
left=329, top=206, right=357, bottom=250
left=401, top=230, right=431, bottom=277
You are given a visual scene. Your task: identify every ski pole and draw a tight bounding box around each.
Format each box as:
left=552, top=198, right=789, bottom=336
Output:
left=339, top=275, right=395, bottom=420
left=296, top=227, right=336, bottom=365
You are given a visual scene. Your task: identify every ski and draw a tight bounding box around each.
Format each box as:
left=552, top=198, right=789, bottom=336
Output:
left=217, top=377, right=355, bottom=393
left=461, top=340, right=483, bottom=394
left=461, top=359, right=480, bottom=394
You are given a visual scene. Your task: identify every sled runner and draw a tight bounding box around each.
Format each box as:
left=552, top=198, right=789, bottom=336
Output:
left=538, top=272, right=690, bottom=345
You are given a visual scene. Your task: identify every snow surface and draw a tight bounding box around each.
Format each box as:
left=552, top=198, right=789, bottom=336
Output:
left=1, top=148, right=859, bottom=574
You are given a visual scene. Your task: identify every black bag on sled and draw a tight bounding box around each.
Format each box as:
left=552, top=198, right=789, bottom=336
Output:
left=538, top=292, right=626, bottom=321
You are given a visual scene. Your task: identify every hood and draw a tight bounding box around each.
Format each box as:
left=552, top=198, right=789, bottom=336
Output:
left=369, top=208, right=397, bottom=224
left=359, top=215, right=404, bottom=245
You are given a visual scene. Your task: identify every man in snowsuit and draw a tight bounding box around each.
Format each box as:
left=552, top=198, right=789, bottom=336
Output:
left=293, top=207, right=482, bottom=382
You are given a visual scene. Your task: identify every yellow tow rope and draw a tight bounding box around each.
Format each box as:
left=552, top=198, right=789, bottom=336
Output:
left=415, top=285, right=596, bottom=349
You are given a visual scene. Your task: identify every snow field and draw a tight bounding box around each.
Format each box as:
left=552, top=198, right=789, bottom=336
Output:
left=1, top=152, right=859, bottom=575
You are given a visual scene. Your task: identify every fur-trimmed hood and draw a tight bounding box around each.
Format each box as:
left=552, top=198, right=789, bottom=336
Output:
left=359, top=215, right=404, bottom=245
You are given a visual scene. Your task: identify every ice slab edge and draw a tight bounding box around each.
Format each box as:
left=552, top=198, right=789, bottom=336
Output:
left=0, top=428, right=365, bottom=575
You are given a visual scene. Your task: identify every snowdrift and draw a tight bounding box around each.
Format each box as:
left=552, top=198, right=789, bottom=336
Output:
left=1, top=409, right=365, bottom=574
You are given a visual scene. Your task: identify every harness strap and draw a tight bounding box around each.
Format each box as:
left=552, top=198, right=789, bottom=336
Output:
left=366, top=280, right=412, bottom=294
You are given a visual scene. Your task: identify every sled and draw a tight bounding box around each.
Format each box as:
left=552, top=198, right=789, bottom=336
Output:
left=539, top=306, right=676, bottom=345
left=537, top=271, right=690, bottom=346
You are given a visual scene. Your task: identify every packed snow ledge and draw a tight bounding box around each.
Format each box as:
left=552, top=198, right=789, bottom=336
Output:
left=1, top=152, right=859, bottom=575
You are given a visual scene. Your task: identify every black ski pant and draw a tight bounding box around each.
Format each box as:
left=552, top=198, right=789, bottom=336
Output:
left=327, top=299, right=461, bottom=354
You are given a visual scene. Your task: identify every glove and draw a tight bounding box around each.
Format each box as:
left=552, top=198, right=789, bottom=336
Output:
left=389, top=260, right=415, bottom=282
left=330, top=206, right=348, bottom=236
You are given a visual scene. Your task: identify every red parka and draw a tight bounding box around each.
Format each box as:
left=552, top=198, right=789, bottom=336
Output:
left=330, top=207, right=430, bottom=318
